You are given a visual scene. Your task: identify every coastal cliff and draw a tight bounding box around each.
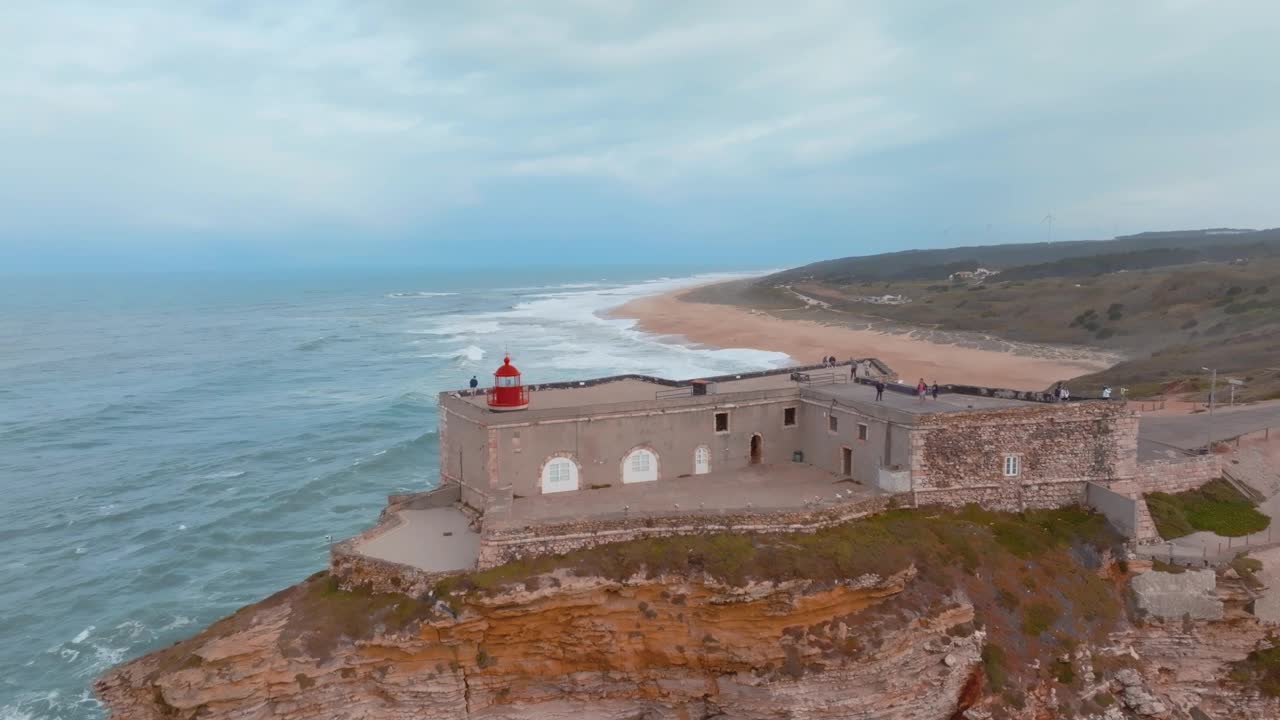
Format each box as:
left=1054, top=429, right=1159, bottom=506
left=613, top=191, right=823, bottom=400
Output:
left=95, top=508, right=1280, bottom=719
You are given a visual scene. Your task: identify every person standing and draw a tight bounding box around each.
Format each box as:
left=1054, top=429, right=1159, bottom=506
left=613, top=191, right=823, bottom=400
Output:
left=931, top=381, right=939, bottom=400
left=875, top=380, right=885, bottom=401
left=1102, top=385, right=1112, bottom=399
left=916, top=378, right=927, bottom=403
left=469, top=375, right=479, bottom=389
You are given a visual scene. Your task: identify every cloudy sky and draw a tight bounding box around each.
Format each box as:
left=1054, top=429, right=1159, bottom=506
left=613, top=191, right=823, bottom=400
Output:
left=2, top=1, right=1278, bottom=270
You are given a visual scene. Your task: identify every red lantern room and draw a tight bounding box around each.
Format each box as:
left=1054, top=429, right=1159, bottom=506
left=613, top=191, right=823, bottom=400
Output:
left=486, top=355, right=530, bottom=411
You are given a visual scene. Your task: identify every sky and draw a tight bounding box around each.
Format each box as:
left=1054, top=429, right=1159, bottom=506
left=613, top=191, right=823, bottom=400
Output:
left=2, top=0, right=1279, bottom=271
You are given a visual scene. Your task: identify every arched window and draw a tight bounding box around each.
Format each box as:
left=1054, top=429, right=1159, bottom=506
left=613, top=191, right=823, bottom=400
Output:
left=541, top=457, right=579, bottom=494
left=622, top=447, right=658, bottom=483
left=694, top=446, right=710, bottom=475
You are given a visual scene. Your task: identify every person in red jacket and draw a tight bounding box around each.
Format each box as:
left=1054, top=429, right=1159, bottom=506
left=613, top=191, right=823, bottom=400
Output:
left=916, top=378, right=927, bottom=403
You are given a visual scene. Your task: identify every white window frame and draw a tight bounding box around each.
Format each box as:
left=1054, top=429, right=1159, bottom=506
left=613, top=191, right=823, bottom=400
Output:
left=541, top=457, right=579, bottom=494
left=622, top=448, right=659, bottom=483
left=694, top=445, right=711, bottom=475
left=1003, top=454, right=1021, bottom=477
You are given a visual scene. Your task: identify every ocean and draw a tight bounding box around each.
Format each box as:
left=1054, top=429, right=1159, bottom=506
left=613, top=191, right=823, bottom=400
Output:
left=0, top=267, right=788, bottom=720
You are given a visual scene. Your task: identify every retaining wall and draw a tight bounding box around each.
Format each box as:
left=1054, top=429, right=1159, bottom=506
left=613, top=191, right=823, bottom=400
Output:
left=1133, top=455, right=1219, bottom=495
left=476, top=495, right=894, bottom=568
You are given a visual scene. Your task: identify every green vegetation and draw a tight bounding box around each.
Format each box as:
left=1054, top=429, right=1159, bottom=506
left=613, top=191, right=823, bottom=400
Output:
left=443, top=505, right=1117, bottom=592
left=1145, top=479, right=1271, bottom=539
left=982, top=644, right=1009, bottom=689
left=1230, top=554, right=1265, bottom=589
left=1227, top=643, right=1280, bottom=697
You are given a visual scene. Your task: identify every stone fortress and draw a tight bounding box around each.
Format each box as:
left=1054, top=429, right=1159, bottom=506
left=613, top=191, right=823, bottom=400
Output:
left=331, top=356, right=1219, bottom=595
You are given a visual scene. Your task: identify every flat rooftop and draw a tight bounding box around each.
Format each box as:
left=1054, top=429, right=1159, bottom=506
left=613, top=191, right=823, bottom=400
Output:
left=809, top=381, right=1039, bottom=416
left=463, top=372, right=808, bottom=411
left=486, top=462, right=883, bottom=530
left=443, top=363, right=879, bottom=425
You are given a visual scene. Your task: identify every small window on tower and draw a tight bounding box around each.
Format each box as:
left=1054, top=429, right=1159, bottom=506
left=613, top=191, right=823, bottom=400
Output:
left=858, top=423, right=868, bottom=441
left=1004, top=454, right=1021, bottom=477
left=783, top=407, right=797, bottom=427
left=714, top=412, right=730, bottom=433
left=828, top=414, right=838, bottom=433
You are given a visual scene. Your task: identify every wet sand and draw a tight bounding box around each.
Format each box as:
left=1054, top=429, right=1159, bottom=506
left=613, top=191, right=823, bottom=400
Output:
left=613, top=284, right=1116, bottom=391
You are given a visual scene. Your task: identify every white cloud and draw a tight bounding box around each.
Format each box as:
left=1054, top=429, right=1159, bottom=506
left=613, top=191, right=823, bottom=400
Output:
left=0, top=0, right=1277, bottom=251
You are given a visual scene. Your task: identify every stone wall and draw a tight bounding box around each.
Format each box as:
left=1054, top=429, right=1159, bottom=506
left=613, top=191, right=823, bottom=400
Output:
left=1134, top=455, right=1220, bottom=495
left=476, top=495, right=893, bottom=568
left=909, top=401, right=1137, bottom=511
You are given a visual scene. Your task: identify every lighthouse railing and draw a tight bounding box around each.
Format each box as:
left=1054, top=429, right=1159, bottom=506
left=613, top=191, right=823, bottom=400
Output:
left=485, top=386, right=530, bottom=407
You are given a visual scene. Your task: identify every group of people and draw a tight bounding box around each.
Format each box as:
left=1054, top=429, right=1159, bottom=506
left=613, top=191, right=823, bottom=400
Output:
left=915, top=378, right=940, bottom=402
left=865, top=377, right=939, bottom=402
left=1052, top=381, right=1114, bottom=401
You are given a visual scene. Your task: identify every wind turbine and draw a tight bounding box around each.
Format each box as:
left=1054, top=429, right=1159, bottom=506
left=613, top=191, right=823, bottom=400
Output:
left=1041, top=213, right=1055, bottom=243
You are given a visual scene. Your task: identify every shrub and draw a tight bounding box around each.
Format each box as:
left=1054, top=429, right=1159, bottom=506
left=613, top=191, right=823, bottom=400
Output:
left=982, top=644, right=1008, bottom=689
left=1146, top=480, right=1270, bottom=538
left=1228, top=644, right=1280, bottom=697
left=1021, top=600, right=1060, bottom=636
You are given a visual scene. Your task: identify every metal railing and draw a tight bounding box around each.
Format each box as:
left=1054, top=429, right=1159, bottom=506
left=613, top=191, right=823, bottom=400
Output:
left=486, top=386, right=530, bottom=407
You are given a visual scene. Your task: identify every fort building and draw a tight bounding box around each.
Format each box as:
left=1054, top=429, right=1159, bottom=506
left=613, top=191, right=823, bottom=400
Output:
left=330, top=356, right=1212, bottom=596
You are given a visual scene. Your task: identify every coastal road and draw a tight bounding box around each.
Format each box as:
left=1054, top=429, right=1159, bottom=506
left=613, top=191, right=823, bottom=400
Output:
left=1138, top=401, right=1280, bottom=451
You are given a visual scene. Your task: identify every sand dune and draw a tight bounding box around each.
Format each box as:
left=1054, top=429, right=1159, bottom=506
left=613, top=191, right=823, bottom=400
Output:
left=614, top=284, right=1116, bottom=391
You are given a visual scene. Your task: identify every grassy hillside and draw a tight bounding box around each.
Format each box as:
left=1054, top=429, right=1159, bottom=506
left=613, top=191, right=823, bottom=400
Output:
left=704, top=229, right=1280, bottom=398
left=772, top=228, right=1280, bottom=284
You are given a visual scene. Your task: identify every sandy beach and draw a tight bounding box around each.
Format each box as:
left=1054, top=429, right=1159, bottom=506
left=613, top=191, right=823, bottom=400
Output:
left=614, top=284, right=1116, bottom=391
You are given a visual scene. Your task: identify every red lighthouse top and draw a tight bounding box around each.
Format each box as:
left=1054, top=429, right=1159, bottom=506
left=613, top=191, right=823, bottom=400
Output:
left=494, top=355, right=521, bottom=378
left=487, top=355, right=529, bottom=411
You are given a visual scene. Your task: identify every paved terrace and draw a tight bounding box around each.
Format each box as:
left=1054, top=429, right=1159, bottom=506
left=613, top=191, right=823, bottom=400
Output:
left=486, top=462, right=885, bottom=530
left=807, top=380, right=1039, bottom=419
left=355, top=507, right=481, bottom=573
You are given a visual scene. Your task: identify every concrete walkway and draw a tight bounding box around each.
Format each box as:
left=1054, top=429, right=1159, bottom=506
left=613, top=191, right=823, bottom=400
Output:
left=356, top=507, right=480, bottom=572
left=1139, top=401, right=1280, bottom=451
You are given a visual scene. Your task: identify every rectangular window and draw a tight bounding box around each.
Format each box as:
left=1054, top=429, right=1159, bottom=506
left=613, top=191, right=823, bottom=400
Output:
left=783, top=407, right=797, bottom=427
left=632, top=453, right=650, bottom=472
left=828, top=414, right=838, bottom=432
left=857, top=423, right=868, bottom=441
left=550, top=462, right=569, bottom=483
left=1003, top=455, right=1021, bottom=477
left=714, top=412, right=729, bottom=433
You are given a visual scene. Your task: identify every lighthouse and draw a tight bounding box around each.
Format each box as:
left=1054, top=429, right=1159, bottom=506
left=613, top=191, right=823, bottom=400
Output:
left=487, top=355, right=530, bottom=411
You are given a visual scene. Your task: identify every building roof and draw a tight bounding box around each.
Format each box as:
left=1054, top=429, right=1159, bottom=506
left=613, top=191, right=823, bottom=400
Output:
left=494, top=356, right=521, bottom=378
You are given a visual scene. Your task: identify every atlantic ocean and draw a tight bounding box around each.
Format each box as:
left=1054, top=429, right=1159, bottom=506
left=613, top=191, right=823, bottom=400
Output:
left=0, top=267, right=785, bottom=720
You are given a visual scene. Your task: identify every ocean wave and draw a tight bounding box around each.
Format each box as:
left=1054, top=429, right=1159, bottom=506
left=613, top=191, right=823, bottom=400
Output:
left=386, top=291, right=459, bottom=298
left=406, top=319, right=502, bottom=336
left=203, top=469, right=247, bottom=480
left=296, top=335, right=341, bottom=351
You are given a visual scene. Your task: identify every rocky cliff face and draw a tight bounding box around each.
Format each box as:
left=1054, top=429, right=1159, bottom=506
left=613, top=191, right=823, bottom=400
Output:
left=95, top=510, right=1280, bottom=720
left=96, top=568, right=995, bottom=719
